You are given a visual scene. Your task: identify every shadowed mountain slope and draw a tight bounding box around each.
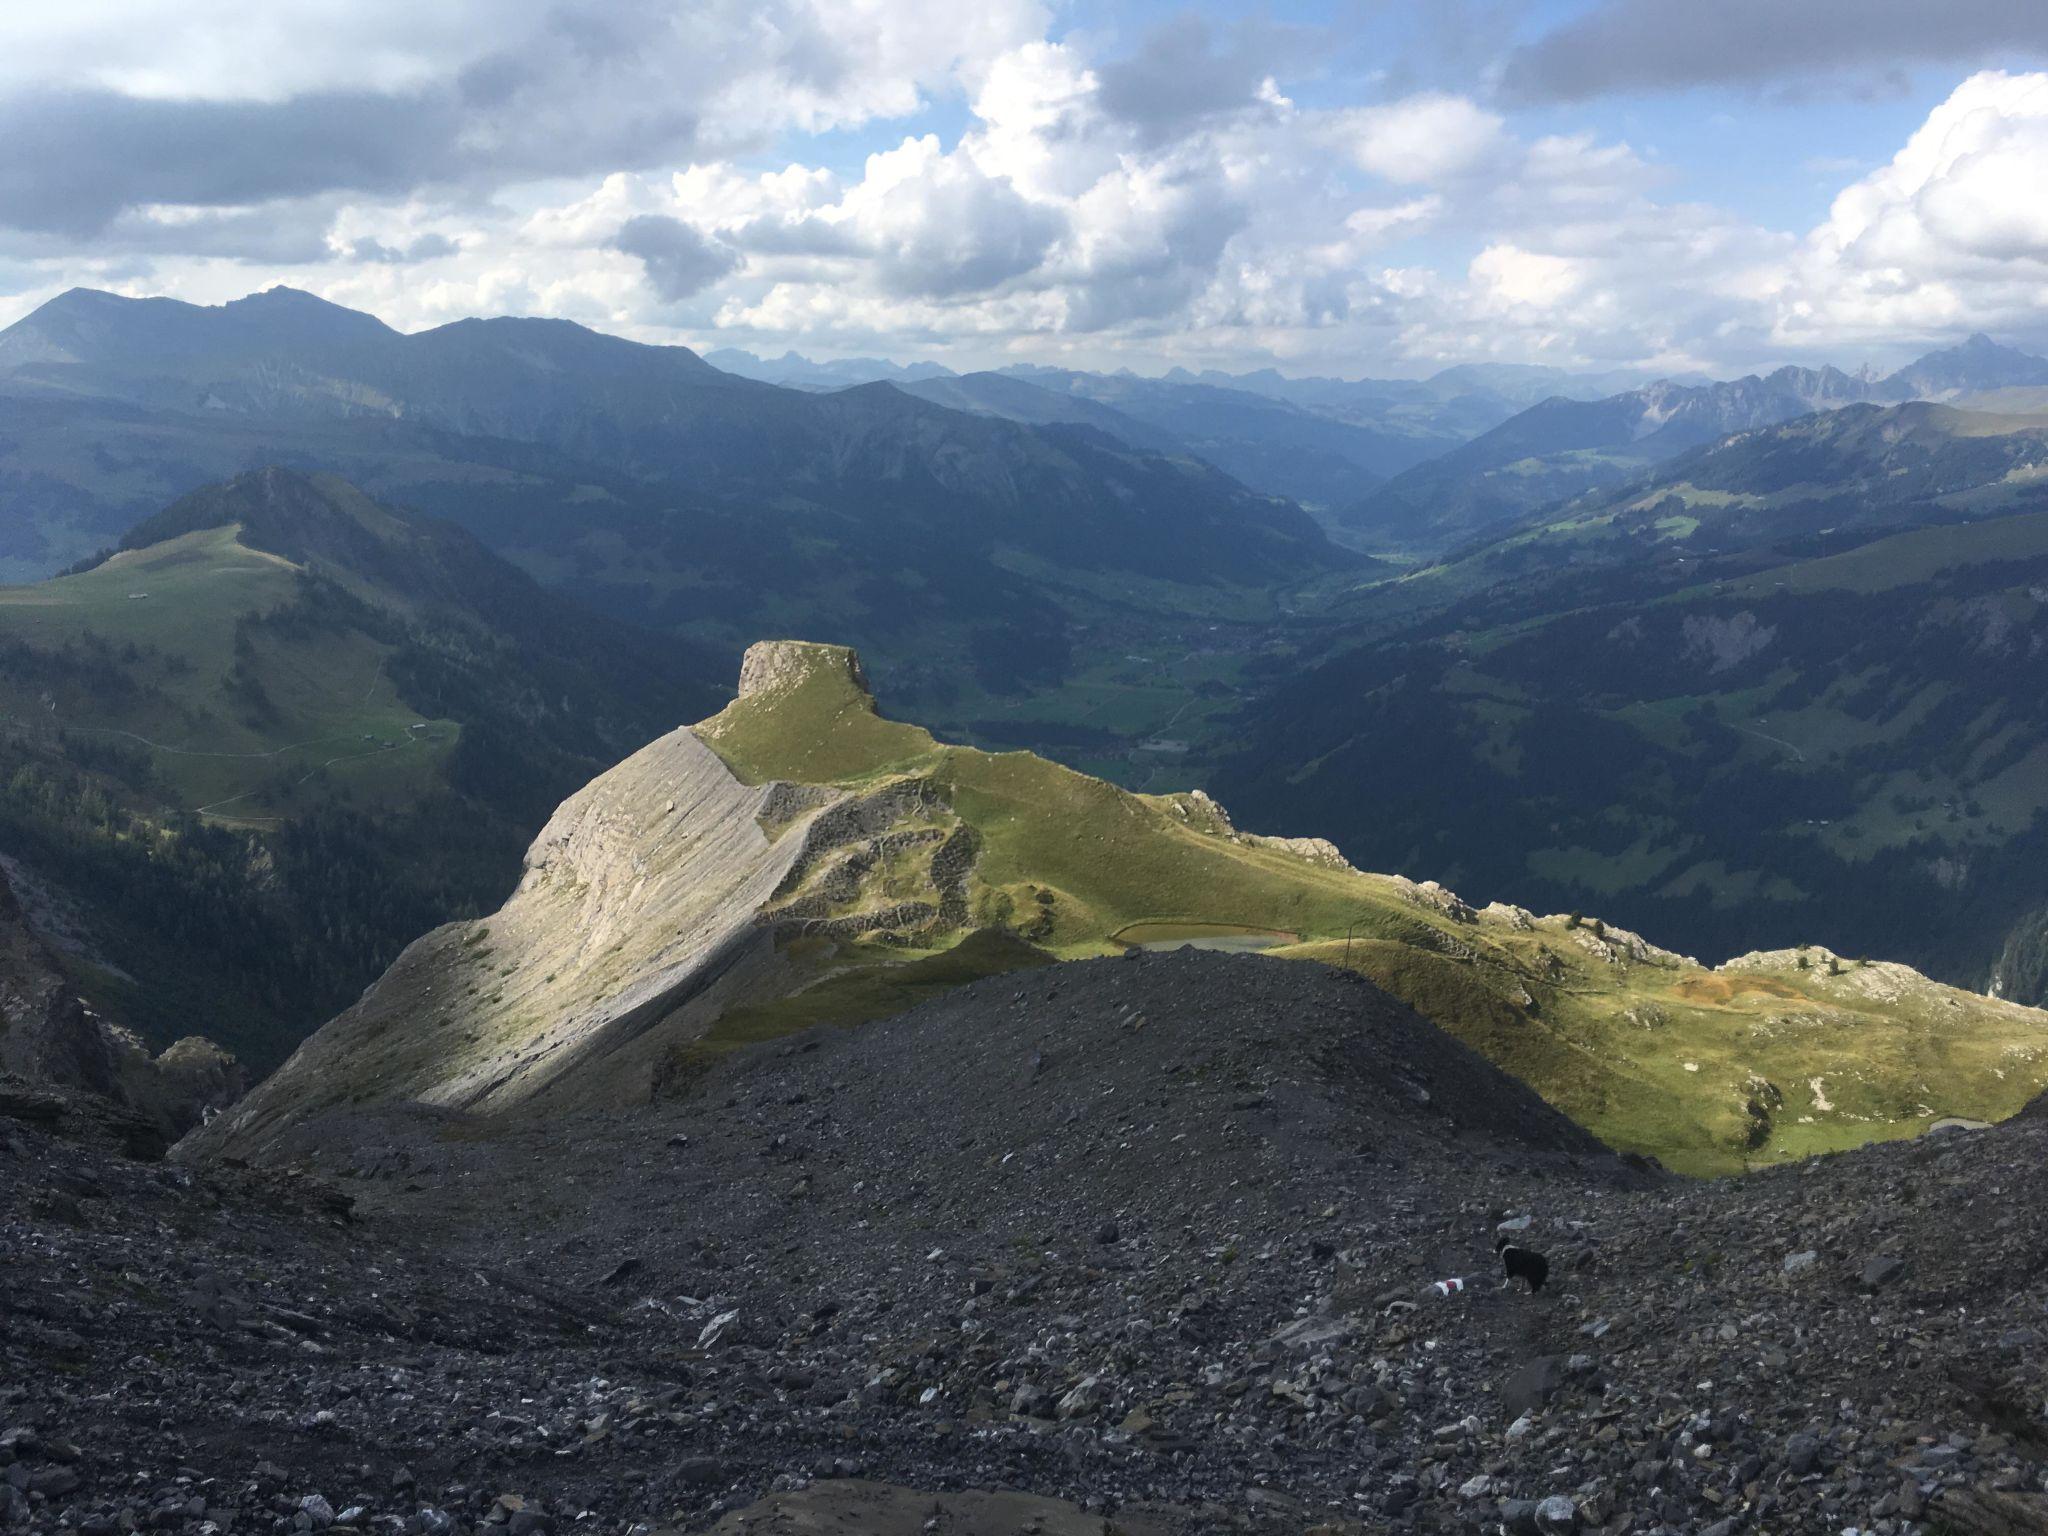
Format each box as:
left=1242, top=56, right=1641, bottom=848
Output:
left=0, top=286, right=1341, bottom=591
left=0, top=289, right=1349, bottom=746
left=1217, top=403, right=2048, bottom=1005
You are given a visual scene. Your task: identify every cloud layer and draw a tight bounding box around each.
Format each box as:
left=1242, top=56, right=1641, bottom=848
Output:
left=4, top=3, right=2048, bottom=376
left=1500, top=0, right=2048, bottom=104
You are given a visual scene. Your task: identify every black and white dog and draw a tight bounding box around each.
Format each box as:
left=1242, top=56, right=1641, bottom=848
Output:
left=1496, top=1235, right=1549, bottom=1293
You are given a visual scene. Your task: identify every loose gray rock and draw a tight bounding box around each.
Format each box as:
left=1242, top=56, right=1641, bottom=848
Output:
left=1, top=954, right=2044, bottom=1536
left=1861, top=1253, right=1906, bottom=1290
left=1502, top=1356, right=1566, bottom=1416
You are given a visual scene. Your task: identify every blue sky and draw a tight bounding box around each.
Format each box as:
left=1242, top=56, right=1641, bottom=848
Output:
left=3, top=0, right=2048, bottom=377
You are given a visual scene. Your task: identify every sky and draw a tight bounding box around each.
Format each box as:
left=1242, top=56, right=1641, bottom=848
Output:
left=4, top=0, right=2048, bottom=378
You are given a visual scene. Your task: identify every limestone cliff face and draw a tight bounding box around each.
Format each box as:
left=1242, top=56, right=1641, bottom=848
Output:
left=183, top=723, right=827, bottom=1159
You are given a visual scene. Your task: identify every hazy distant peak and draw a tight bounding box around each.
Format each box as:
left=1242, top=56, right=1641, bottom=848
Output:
left=1883, top=332, right=2048, bottom=398
left=702, top=345, right=957, bottom=388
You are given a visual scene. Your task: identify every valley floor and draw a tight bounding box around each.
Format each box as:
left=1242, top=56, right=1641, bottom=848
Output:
left=4, top=954, right=2046, bottom=1536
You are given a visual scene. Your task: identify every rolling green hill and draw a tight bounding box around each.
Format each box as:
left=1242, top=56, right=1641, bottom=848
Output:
left=192, top=641, right=2048, bottom=1177
left=0, top=468, right=722, bottom=1069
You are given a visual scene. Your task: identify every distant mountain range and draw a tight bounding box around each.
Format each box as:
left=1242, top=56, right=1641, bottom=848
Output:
left=702, top=347, right=1660, bottom=511
left=1345, top=336, right=2048, bottom=551
left=700, top=347, right=957, bottom=388
left=679, top=334, right=2048, bottom=546
left=0, top=287, right=1351, bottom=718
left=703, top=344, right=1656, bottom=410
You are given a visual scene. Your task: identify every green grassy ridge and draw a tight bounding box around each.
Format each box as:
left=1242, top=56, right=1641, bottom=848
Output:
left=0, top=525, right=459, bottom=820
left=1282, top=937, right=2046, bottom=1176
left=689, top=643, right=2048, bottom=1175
left=699, top=644, right=1447, bottom=957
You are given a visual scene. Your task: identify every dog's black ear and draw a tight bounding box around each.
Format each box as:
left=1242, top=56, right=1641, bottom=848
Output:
left=1494, top=1236, right=1509, bottom=1252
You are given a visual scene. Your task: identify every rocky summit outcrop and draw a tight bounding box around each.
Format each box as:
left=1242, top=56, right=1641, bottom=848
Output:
left=736, top=638, right=869, bottom=701
left=186, top=644, right=983, bottom=1160
left=0, top=868, right=241, bottom=1141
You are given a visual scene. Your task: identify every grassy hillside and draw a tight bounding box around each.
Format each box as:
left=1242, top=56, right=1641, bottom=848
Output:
left=0, top=469, right=721, bottom=1069
left=0, top=525, right=457, bottom=820
left=700, top=648, right=1444, bottom=956
left=687, top=643, right=2048, bottom=1175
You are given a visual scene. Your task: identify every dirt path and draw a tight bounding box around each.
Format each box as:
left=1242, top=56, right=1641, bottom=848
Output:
left=24, top=718, right=371, bottom=762
left=1737, top=723, right=1808, bottom=763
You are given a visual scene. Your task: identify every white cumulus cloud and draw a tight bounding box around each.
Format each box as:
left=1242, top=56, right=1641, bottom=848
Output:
left=1778, top=70, right=2048, bottom=345
left=9, top=6, right=2048, bottom=380
left=1333, top=94, right=1507, bottom=185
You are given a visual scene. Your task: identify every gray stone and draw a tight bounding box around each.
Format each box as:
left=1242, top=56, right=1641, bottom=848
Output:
left=1502, top=1356, right=1566, bottom=1416
left=1534, top=1494, right=1578, bottom=1534
left=27, top=1467, right=80, bottom=1498
left=1271, top=1315, right=1356, bottom=1351
left=1785, top=1432, right=1822, bottom=1475
left=1782, top=1250, right=1818, bottom=1275
left=1056, top=1376, right=1105, bottom=1419
left=1860, top=1254, right=1906, bottom=1290
left=697, top=1309, right=743, bottom=1349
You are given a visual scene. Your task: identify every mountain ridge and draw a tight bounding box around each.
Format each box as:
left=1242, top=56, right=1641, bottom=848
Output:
left=1216, top=402, right=2048, bottom=1008
left=0, top=288, right=1348, bottom=722
left=185, top=639, right=2048, bottom=1174
left=1344, top=338, right=2048, bottom=549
